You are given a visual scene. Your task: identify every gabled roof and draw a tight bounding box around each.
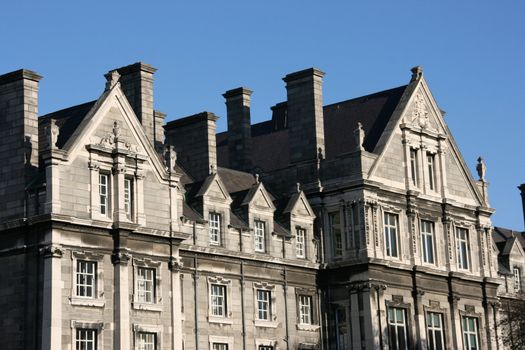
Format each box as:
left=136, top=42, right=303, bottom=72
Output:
left=216, top=85, right=407, bottom=172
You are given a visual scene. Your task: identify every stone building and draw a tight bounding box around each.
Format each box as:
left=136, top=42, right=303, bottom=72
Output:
left=0, top=61, right=522, bottom=350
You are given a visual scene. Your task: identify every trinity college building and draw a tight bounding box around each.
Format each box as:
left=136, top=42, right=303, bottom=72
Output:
left=0, top=62, right=523, bottom=350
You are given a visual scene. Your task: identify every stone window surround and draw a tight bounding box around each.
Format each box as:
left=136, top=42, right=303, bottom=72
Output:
left=253, top=281, right=278, bottom=328
left=133, top=324, right=162, bottom=350
left=458, top=306, right=484, bottom=350
left=295, top=288, right=320, bottom=331
left=385, top=296, right=414, bottom=350
left=256, top=338, right=279, bottom=350
left=209, top=335, right=234, bottom=350
left=88, top=157, right=143, bottom=224
left=70, top=320, right=104, bottom=350
left=382, top=209, right=402, bottom=261
left=70, top=250, right=105, bottom=308
left=207, top=276, right=233, bottom=324
left=132, top=257, right=163, bottom=312
left=423, top=300, right=449, bottom=348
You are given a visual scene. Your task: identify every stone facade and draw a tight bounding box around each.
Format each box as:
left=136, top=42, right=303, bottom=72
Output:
left=0, top=62, right=522, bottom=350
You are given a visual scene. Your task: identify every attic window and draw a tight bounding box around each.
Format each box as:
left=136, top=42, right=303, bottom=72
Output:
left=254, top=220, right=266, bottom=253
left=209, top=212, right=222, bottom=246
left=410, top=148, right=419, bottom=187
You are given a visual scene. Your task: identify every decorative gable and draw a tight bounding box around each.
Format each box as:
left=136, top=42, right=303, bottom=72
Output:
left=283, top=191, right=315, bottom=219
left=196, top=173, right=232, bottom=204
left=242, top=182, right=276, bottom=212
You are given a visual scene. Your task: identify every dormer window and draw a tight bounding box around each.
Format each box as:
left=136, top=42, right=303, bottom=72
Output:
left=410, top=148, right=419, bottom=187
left=427, top=152, right=436, bottom=191
left=296, top=228, right=306, bottom=258
left=254, top=220, right=266, bottom=252
left=99, top=173, right=109, bottom=216
left=209, top=212, right=222, bottom=245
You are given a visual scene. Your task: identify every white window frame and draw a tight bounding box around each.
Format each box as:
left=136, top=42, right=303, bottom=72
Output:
left=410, top=148, right=419, bottom=187
left=71, top=251, right=105, bottom=308
left=133, top=324, right=162, bottom=350
left=99, top=173, right=110, bottom=216
left=426, top=312, right=445, bottom=350
left=296, top=227, right=306, bottom=258
left=76, top=328, right=97, bottom=350
left=329, top=211, right=343, bottom=257
left=211, top=284, right=227, bottom=317
left=461, top=316, right=480, bottom=350
left=133, top=259, right=162, bottom=311
left=384, top=212, right=399, bottom=258
left=427, top=152, right=437, bottom=191
left=299, top=295, right=313, bottom=325
left=209, top=212, right=222, bottom=246
left=136, top=267, right=156, bottom=303
left=207, top=277, right=233, bottom=324
left=76, top=260, right=97, bottom=298
left=124, top=177, right=133, bottom=219
left=387, top=307, right=408, bottom=350
left=421, top=220, right=435, bottom=264
left=257, top=289, right=271, bottom=321
left=514, top=267, right=521, bottom=292
left=456, top=227, right=470, bottom=270
left=71, top=321, right=104, bottom=350
left=254, top=220, right=266, bottom=252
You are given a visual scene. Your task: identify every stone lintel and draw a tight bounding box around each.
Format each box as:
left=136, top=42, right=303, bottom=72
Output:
left=0, top=69, right=43, bottom=85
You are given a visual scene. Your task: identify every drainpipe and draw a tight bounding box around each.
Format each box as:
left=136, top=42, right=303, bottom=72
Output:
left=193, top=254, right=199, bottom=350
left=240, top=262, right=246, bottom=350
left=376, top=286, right=384, bottom=350
left=283, top=266, right=290, bottom=350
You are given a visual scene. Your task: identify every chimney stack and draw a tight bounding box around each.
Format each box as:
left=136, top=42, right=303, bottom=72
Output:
left=518, top=184, right=525, bottom=231
left=0, top=69, right=42, bottom=219
left=223, top=87, right=253, bottom=172
left=283, top=68, right=325, bottom=163
left=164, top=112, right=218, bottom=181
left=113, top=62, right=158, bottom=146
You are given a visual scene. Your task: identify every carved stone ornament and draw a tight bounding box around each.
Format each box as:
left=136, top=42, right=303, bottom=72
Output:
left=111, top=250, right=131, bottom=265
left=412, top=93, right=429, bottom=129
left=164, top=145, right=177, bottom=172
left=354, top=122, right=365, bottom=151
left=476, top=156, right=486, bottom=181
left=40, top=244, right=64, bottom=258
left=168, top=257, right=183, bottom=272
left=45, top=119, right=59, bottom=150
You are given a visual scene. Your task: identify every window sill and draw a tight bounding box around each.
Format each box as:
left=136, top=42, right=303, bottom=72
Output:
left=208, top=316, right=233, bottom=325
left=296, top=324, right=320, bottom=332
left=254, top=320, right=279, bottom=328
left=70, top=297, right=105, bottom=308
left=132, top=302, right=163, bottom=312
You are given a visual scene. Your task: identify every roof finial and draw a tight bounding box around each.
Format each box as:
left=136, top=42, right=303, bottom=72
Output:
left=210, top=164, right=216, bottom=174
left=476, top=156, right=486, bottom=181
left=410, top=66, right=423, bottom=82
left=255, top=173, right=260, bottom=184
left=296, top=182, right=301, bottom=193
left=104, top=70, right=121, bottom=91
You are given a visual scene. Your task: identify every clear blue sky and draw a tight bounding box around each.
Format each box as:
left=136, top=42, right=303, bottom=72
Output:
left=2, top=1, right=524, bottom=229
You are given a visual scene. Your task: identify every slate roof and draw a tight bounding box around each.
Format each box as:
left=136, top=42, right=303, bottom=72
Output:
left=216, top=85, right=407, bottom=172
left=39, top=101, right=97, bottom=148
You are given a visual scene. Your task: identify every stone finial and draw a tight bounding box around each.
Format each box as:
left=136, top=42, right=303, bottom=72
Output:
left=209, top=164, right=216, bottom=175
left=476, top=156, right=486, bottom=181
left=410, top=66, right=423, bottom=82
left=318, top=147, right=324, bottom=160
left=45, top=119, right=59, bottom=150
left=104, top=70, right=121, bottom=91
left=112, top=121, right=121, bottom=140
left=255, top=173, right=260, bottom=184
left=354, top=122, right=365, bottom=151
left=296, top=182, right=301, bottom=193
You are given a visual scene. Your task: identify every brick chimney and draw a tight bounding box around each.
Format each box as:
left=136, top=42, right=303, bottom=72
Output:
left=113, top=62, right=159, bottom=146
left=0, top=69, right=42, bottom=219
left=223, top=87, right=253, bottom=172
left=518, top=184, right=525, bottom=231
left=165, top=112, right=218, bottom=181
left=283, top=68, right=325, bottom=163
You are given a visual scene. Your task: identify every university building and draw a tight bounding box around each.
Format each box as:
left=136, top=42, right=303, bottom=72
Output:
left=0, top=62, right=522, bottom=350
